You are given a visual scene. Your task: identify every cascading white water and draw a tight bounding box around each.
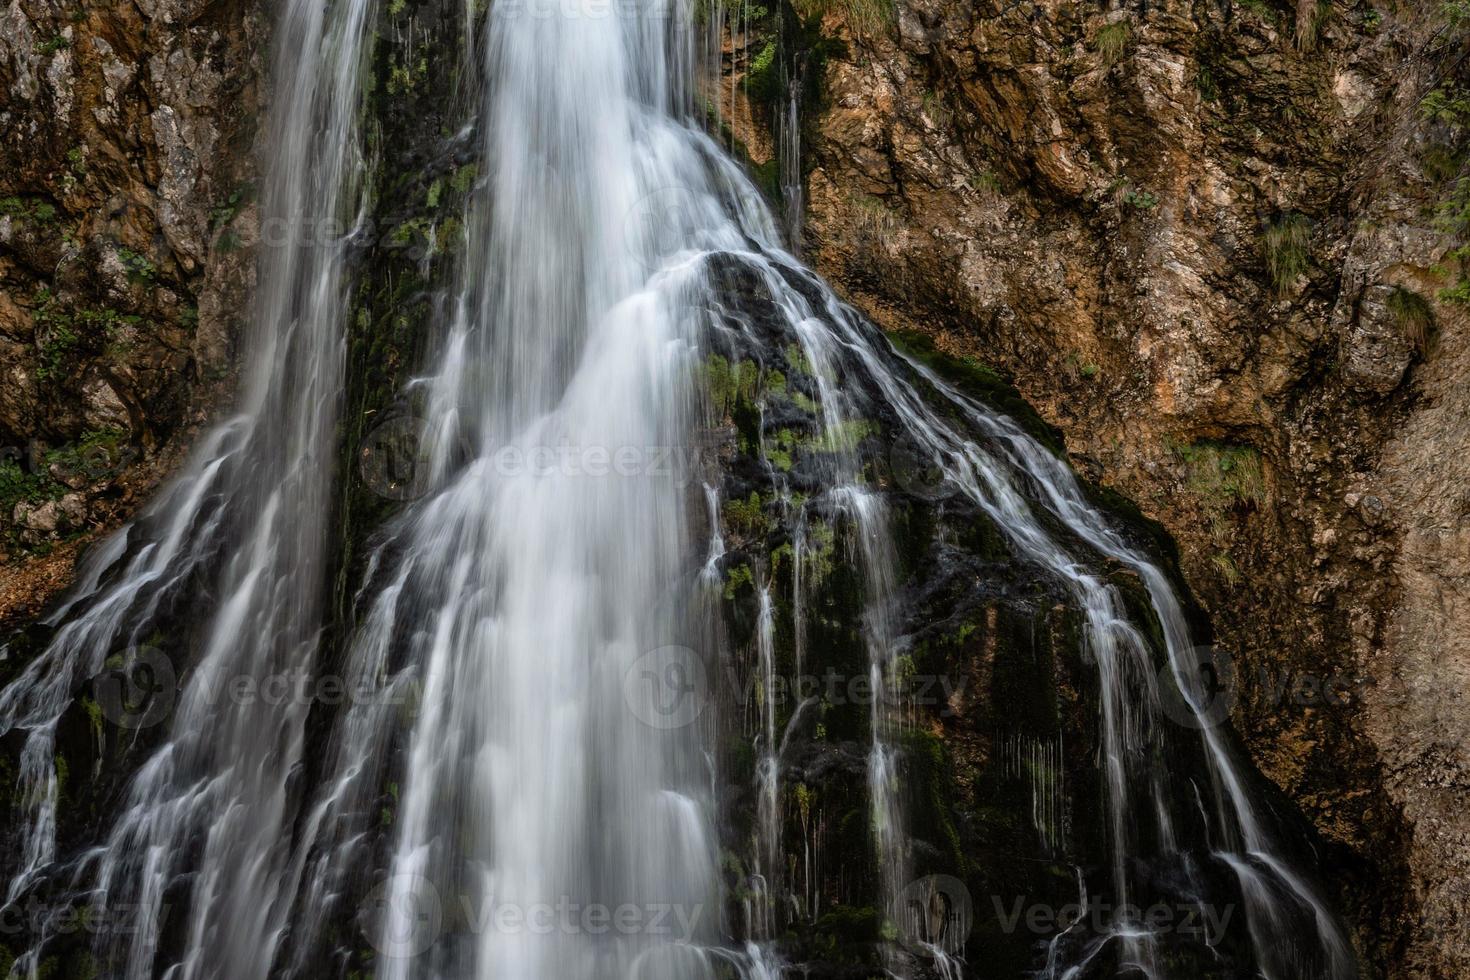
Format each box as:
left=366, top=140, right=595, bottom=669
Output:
left=0, top=0, right=1359, bottom=975
left=0, top=0, right=372, bottom=972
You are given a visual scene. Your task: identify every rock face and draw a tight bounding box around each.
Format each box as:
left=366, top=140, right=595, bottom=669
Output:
left=0, top=0, right=262, bottom=610
left=772, top=0, right=1470, bottom=974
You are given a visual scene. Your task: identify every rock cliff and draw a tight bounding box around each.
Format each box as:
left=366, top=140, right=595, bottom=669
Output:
left=769, top=0, right=1469, bottom=973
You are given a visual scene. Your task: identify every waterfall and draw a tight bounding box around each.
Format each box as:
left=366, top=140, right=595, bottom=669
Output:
left=0, top=0, right=1361, bottom=976
left=0, top=0, right=372, bottom=971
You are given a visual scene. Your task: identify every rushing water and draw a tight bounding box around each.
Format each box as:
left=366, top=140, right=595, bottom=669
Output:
left=0, top=0, right=1359, bottom=977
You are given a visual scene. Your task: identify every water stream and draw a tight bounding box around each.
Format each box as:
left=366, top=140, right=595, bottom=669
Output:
left=0, top=0, right=1360, bottom=977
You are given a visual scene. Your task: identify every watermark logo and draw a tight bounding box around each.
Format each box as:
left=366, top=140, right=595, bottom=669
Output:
left=990, top=895, right=1235, bottom=943
left=357, top=415, right=718, bottom=501
left=361, top=878, right=705, bottom=960
left=1157, top=644, right=1376, bottom=731
left=0, top=897, right=164, bottom=938
left=364, top=874, right=444, bottom=960
left=896, top=875, right=973, bottom=955
left=622, top=186, right=768, bottom=272
left=359, top=416, right=437, bottom=502
left=622, top=648, right=969, bottom=730
left=625, top=187, right=704, bottom=271
left=888, top=431, right=948, bottom=499
left=93, top=645, right=176, bottom=730
left=623, top=645, right=710, bottom=730
left=1157, top=644, right=1237, bottom=731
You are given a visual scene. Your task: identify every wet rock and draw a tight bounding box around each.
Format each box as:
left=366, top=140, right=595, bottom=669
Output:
left=782, top=0, right=1470, bottom=972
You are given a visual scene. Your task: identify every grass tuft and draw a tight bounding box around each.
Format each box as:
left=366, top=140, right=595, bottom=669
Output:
left=1095, top=21, right=1131, bottom=68
left=1262, top=214, right=1311, bottom=294
left=1386, top=286, right=1435, bottom=353
left=792, top=0, right=894, bottom=33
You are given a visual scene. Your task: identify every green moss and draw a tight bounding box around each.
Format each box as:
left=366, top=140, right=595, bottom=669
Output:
left=704, top=354, right=762, bottom=415
left=723, top=562, right=755, bottom=600
left=36, top=34, right=70, bottom=55
left=784, top=343, right=811, bottom=375
left=725, top=492, right=772, bottom=539
left=449, top=163, right=479, bottom=194
left=820, top=418, right=879, bottom=452
left=82, top=695, right=105, bottom=743
left=747, top=39, right=780, bottom=104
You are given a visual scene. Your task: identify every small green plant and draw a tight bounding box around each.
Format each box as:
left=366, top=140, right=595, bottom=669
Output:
left=117, top=248, right=157, bottom=284
left=1420, top=86, right=1470, bottom=125
left=36, top=35, right=69, bottom=56
left=1124, top=188, right=1159, bottom=210
left=1386, top=286, right=1435, bottom=352
left=1197, top=65, right=1219, bottom=102
left=921, top=90, right=953, bottom=130
left=210, top=185, right=251, bottom=231
left=1262, top=213, right=1311, bottom=293
left=0, top=197, right=58, bottom=223
left=974, top=169, right=1002, bottom=194
left=1212, top=551, right=1242, bottom=584
left=0, top=456, right=53, bottom=512
left=1362, top=7, right=1381, bottom=29
left=36, top=321, right=80, bottom=382
left=1236, top=0, right=1277, bottom=22
left=1094, top=21, right=1131, bottom=68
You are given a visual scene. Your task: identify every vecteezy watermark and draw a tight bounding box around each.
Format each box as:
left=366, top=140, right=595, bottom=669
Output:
left=989, top=895, right=1235, bottom=943
left=896, top=875, right=973, bottom=956
left=92, top=650, right=407, bottom=731
left=623, top=645, right=711, bottom=730
left=358, top=416, right=437, bottom=502
left=93, top=645, right=176, bottom=730
left=357, top=415, right=719, bottom=501
left=1157, top=644, right=1383, bottom=731
left=0, top=896, right=164, bottom=938
left=887, top=430, right=950, bottom=500
left=361, top=874, right=706, bottom=960
left=622, top=646, right=969, bottom=730
left=1156, top=644, right=1237, bottom=731
left=621, top=186, right=768, bottom=272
